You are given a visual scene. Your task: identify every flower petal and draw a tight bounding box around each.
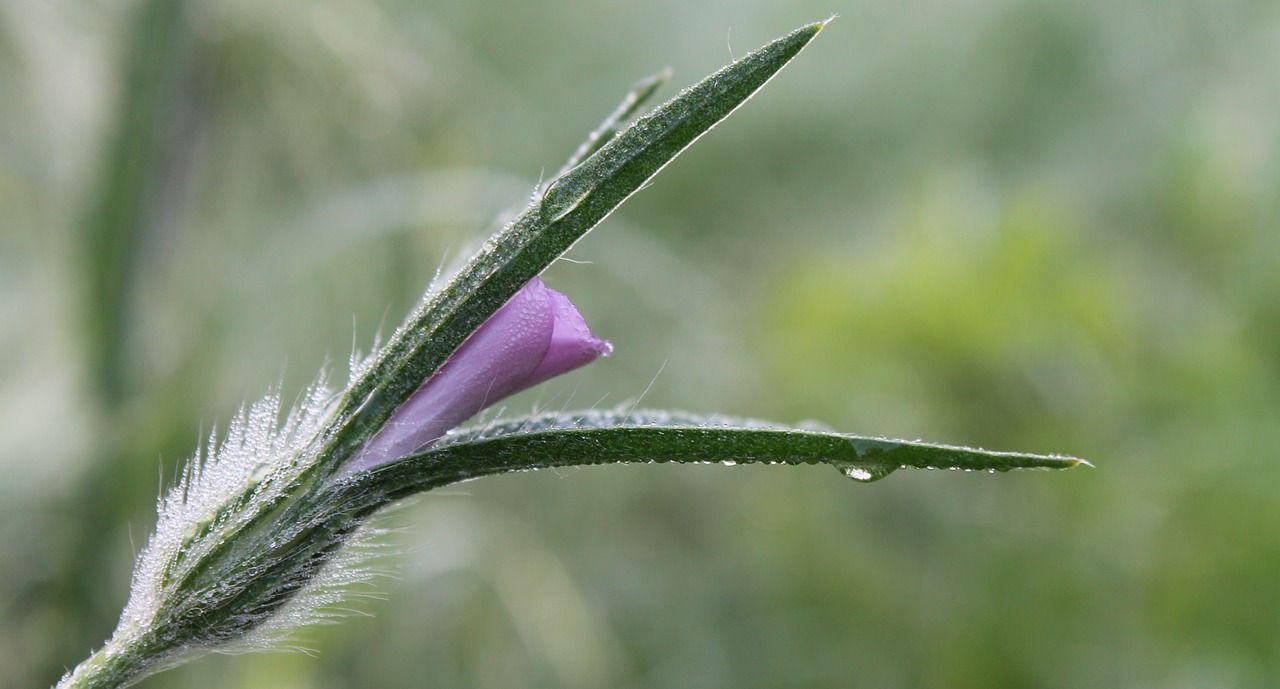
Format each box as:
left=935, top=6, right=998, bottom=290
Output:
left=524, top=286, right=614, bottom=389
left=348, top=278, right=608, bottom=471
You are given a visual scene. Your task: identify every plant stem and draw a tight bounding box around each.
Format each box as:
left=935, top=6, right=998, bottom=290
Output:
left=56, top=636, right=157, bottom=689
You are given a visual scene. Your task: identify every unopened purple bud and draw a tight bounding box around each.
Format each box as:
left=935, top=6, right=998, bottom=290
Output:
left=349, top=278, right=610, bottom=471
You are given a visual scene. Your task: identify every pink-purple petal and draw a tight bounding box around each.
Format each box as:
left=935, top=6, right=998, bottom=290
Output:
left=347, top=277, right=609, bottom=471
left=525, top=287, right=614, bottom=388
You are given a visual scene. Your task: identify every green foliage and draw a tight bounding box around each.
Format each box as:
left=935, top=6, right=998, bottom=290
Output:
left=358, top=410, right=1081, bottom=500
left=55, top=23, right=847, bottom=689
left=3, top=0, right=1278, bottom=688
left=326, top=21, right=827, bottom=476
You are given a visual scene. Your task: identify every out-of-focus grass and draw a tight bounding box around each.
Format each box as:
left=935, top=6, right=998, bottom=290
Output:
left=3, top=0, right=1279, bottom=687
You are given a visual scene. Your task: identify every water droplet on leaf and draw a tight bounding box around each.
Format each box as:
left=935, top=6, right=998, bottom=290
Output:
left=835, top=463, right=897, bottom=483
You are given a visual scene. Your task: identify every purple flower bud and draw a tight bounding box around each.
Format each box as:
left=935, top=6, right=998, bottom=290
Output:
left=349, top=278, right=611, bottom=471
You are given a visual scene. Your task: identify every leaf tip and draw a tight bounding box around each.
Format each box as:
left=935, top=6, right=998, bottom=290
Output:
left=1044, top=454, right=1092, bottom=470
left=634, top=68, right=673, bottom=99
left=779, top=17, right=831, bottom=57
left=796, top=19, right=828, bottom=42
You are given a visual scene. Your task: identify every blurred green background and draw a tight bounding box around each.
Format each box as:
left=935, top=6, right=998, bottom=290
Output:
left=4, top=0, right=1279, bottom=687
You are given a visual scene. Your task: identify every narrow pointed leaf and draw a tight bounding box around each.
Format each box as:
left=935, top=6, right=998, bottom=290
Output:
left=321, top=21, right=828, bottom=469
left=346, top=410, right=1087, bottom=503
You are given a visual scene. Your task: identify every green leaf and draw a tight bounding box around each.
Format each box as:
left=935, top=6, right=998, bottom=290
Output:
left=320, top=21, right=829, bottom=470
left=348, top=410, right=1088, bottom=504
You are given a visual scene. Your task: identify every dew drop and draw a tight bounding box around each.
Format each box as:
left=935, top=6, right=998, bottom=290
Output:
left=835, top=462, right=897, bottom=483
left=843, top=466, right=874, bottom=481
left=722, top=459, right=737, bottom=467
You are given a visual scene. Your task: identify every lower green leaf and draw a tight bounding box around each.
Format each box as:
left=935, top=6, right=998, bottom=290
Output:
left=353, top=410, right=1087, bottom=501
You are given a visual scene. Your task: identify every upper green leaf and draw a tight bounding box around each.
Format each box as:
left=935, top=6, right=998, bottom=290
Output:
left=319, top=21, right=829, bottom=472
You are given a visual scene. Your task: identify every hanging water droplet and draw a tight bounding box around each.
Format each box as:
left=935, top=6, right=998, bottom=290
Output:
left=843, top=466, right=874, bottom=481
left=721, top=459, right=737, bottom=467
left=835, top=462, right=897, bottom=483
